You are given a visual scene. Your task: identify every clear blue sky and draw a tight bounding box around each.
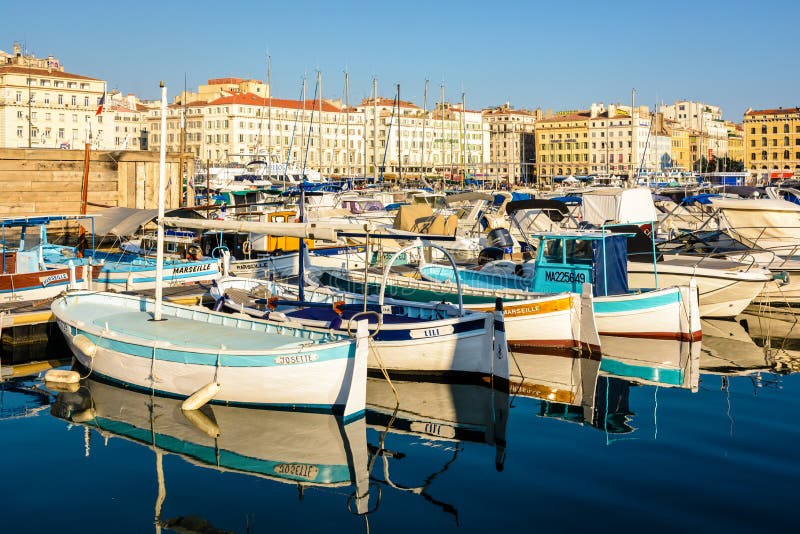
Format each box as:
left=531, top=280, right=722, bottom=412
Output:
left=3, top=0, right=796, bottom=121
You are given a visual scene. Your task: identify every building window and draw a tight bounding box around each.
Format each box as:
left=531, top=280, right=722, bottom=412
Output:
left=71, top=95, right=77, bottom=105
left=773, top=126, right=778, bottom=134
left=762, top=137, right=767, bottom=146
left=762, top=125, right=767, bottom=134
left=16, top=127, right=23, bottom=137
left=785, top=150, right=790, bottom=159
left=785, top=124, right=790, bottom=133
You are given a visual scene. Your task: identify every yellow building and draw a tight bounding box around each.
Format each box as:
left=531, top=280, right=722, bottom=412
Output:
left=535, top=110, right=590, bottom=185
left=743, top=107, right=800, bottom=181
left=666, top=121, right=692, bottom=171
left=726, top=121, right=744, bottom=164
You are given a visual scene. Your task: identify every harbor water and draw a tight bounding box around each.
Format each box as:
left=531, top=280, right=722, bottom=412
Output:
left=1, top=311, right=798, bottom=533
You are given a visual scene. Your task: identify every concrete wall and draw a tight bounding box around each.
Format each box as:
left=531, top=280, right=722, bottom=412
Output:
left=0, top=148, right=193, bottom=216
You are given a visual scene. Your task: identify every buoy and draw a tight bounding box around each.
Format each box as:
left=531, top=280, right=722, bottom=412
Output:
left=71, top=408, right=97, bottom=423
left=45, top=381, right=80, bottom=393
left=182, top=408, right=221, bottom=438
left=181, top=382, right=221, bottom=411
left=72, top=334, right=97, bottom=358
left=44, top=369, right=81, bottom=384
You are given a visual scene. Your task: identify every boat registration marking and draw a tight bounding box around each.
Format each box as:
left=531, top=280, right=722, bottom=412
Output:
left=544, top=271, right=586, bottom=284
left=410, top=325, right=455, bottom=339
left=274, top=353, right=319, bottom=365
left=40, top=272, right=68, bottom=287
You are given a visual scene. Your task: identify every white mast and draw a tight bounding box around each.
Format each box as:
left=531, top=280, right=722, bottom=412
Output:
left=154, top=81, right=167, bottom=321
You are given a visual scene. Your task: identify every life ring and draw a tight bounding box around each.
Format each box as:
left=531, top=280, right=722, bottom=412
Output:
left=332, top=300, right=345, bottom=316
left=242, top=240, right=252, bottom=255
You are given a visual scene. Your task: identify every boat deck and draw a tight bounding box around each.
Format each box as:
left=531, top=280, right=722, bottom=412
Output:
left=68, top=302, right=309, bottom=352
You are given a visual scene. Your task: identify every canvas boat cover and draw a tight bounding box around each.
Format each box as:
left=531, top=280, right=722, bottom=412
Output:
left=392, top=204, right=457, bottom=235
left=582, top=188, right=657, bottom=225
left=711, top=197, right=800, bottom=246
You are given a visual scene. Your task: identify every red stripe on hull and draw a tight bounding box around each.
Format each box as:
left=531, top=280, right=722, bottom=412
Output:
left=599, top=331, right=702, bottom=342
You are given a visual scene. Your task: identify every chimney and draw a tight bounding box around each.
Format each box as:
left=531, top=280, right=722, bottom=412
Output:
left=608, top=104, right=616, bottom=118
left=590, top=103, right=599, bottom=118
left=13, top=42, right=20, bottom=56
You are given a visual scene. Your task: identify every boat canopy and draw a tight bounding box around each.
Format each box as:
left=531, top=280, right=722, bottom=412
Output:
left=582, top=188, right=657, bottom=225
left=531, top=232, right=631, bottom=296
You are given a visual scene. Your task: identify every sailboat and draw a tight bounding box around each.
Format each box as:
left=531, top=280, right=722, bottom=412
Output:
left=52, top=83, right=369, bottom=417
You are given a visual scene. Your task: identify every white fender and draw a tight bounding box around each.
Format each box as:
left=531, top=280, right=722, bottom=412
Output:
left=342, top=319, right=368, bottom=420
left=72, top=334, right=97, bottom=358
left=181, top=382, right=222, bottom=411
left=44, top=369, right=81, bottom=384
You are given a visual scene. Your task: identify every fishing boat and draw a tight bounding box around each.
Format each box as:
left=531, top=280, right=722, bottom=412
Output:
left=419, top=231, right=702, bottom=342
left=315, top=263, right=598, bottom=353
left=37, top=208, right=220, bottom=292
left=52, top=84, right=369, bottom=418
left=1, top=215, right=89, bottom=303
left=210, top=242, right=509, bottom=383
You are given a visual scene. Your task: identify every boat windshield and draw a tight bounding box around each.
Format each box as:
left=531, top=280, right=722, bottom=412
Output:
left=658, top=230, right=753, bottom=255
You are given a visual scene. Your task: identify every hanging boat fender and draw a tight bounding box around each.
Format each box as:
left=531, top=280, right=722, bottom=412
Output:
left=72, top=334, right=97, bottom=358
left=181, top=381, right=222, bottom=411
left=44, top=369, right=81, bottom=384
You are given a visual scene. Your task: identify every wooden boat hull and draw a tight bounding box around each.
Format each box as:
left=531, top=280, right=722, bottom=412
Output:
left=52, top=291, right=367, bottom=418
left=594, top=285, right=702, bottom=342
left=212, top=277, right=505, bottom=380
left=90, top=259, right=220, bottom=291
left=0, top=265, right=86, bottom=303
left=317, top=270, right=600, bottom=354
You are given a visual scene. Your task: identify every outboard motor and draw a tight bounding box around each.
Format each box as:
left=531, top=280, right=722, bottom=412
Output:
left=478, top=246, right=505, bottom=266
left=486, top=228, right=514, bottom=254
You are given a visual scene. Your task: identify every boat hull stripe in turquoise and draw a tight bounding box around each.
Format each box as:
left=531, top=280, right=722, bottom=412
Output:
left=73, top=327, right=354, bottom=367
left=600, top=358, right=684, bottom=386
left=593, top=290, right=681, bottom=314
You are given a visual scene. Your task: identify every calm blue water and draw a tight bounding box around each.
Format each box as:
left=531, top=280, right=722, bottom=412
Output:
left=1, top=315, right=798, bottom=533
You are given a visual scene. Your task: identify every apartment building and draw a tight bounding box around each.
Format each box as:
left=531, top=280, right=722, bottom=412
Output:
left=743, top=107, right=800, bottom=181
left=482, top=103, right=538, bottom=183
left=535, top=110, right=591, bottom=182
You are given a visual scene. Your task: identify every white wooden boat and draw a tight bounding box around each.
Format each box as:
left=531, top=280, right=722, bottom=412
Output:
left=52, top=85, right=369, bottom=419
left=53, top=291, right=368, bottom=417
left=211, top=244, right=509, bottom=383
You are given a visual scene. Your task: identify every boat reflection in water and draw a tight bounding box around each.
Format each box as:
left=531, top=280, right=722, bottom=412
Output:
left=365, top=377, right=508, bottom=522
left=599, top=336, right=700, bottom=391
left=519, top=338, right=700, bottom=437
left=739, top=310, right=800, bottom=374
left=700, top=318, right=772, bottom=376
left=50, top=378, right=371, bottom=529
left=508, top=348, right=600, bottom=422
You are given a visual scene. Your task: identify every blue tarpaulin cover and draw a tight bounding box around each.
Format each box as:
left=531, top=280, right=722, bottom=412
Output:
left=592, top=235, right=628, bottom=296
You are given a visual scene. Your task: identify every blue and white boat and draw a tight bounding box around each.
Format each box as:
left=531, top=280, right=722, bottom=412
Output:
left=211, top=275, right=508, bottom=383
left=52, top=84, right=368, bottom=419
left=420, top=231, right=702, bottom=342
left=52, top=291, right=368, bottom=416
